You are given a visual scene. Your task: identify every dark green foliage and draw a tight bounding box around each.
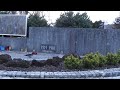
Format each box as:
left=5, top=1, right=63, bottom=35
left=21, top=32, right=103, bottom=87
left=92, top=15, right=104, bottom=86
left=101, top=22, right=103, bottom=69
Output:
left=82, top=53, right=98, bottom=68
left=64, top=54, right=82, bottom=69
left=0, top=54, right=12, bottom=64
left=82, top=52, right=107, bottom=68
left=62, top=53, right=81, bottom=60
left=95, top=52, right=107, bottom=67
left=98, top=55, right=107, bottom=67
left=55, top=12, right=93, bottom=28
left=73, top=12, right=93, bottom=28
left=27, top=13, right=48, bottom=27
left=63, top=52, right=107, bottom=69
left=92, top=20, right=103, bottom=28
left=106, top=53, right=118, bottom=65
left=4, top=59, right=30, bottom=68
left=55, top=12, right=74, bottom=27
left=116, top=50, right=120, bottom=63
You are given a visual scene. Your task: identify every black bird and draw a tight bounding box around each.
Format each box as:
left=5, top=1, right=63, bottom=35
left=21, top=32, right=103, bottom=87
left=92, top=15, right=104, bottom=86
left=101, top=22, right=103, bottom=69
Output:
left=25, top=51, right=37, bottom=58
left=25, top=53, right=33, bottom=58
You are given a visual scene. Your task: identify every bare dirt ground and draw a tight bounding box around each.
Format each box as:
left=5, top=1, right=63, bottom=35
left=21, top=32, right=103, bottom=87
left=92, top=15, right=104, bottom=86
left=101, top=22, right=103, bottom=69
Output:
left=0, top=51, right=64, bottom=61
left=0, top=51, right=67, bottom=72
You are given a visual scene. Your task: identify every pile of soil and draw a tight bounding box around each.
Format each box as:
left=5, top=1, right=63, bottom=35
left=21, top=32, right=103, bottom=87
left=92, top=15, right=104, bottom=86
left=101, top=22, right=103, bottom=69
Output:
left=0, top=61, right=70, bottom=72
left=0, top=61, right=120, bottom=72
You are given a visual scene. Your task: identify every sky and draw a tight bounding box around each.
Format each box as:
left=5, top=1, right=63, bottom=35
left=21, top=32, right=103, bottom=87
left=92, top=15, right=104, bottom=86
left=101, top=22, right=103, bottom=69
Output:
left=42, top=11, right=120, bottom=25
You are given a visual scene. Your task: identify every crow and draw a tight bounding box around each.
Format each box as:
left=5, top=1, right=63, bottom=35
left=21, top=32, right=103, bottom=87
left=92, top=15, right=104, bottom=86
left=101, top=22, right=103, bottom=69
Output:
left=25, top=51, right=37, bottom=58
left=25, top=53, right=33, bottom=58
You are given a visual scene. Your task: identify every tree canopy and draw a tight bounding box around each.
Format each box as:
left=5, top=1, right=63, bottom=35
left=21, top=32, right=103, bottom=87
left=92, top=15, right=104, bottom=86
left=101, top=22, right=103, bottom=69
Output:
left=55, top=11, right=93, bottom=28
left=27, top=12, right=49, bottom=27
left=92, top=20, right=103, bottom=28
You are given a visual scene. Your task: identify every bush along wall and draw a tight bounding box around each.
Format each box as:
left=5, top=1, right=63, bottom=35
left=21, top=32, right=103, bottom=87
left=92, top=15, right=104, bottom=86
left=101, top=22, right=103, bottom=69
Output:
left=64, top=51, right=120, bottom=70
left=64, top=54, right=83, bottom=69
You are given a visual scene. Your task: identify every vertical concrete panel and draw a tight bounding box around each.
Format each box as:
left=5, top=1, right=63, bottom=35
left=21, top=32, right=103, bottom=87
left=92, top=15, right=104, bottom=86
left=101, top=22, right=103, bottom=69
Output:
left=76, top=29, right=85, bottom=55
left=116, top=30, right=120, bottom=53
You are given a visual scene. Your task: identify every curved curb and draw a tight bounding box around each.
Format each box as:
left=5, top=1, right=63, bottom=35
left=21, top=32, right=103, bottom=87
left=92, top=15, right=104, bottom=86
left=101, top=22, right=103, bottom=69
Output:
left=0, top=67, right=120, bottom=79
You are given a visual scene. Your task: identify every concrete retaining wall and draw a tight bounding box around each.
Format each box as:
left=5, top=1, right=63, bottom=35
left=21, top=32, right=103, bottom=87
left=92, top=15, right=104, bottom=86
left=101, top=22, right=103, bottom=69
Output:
left=1, top=27, right=120, bottom=55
